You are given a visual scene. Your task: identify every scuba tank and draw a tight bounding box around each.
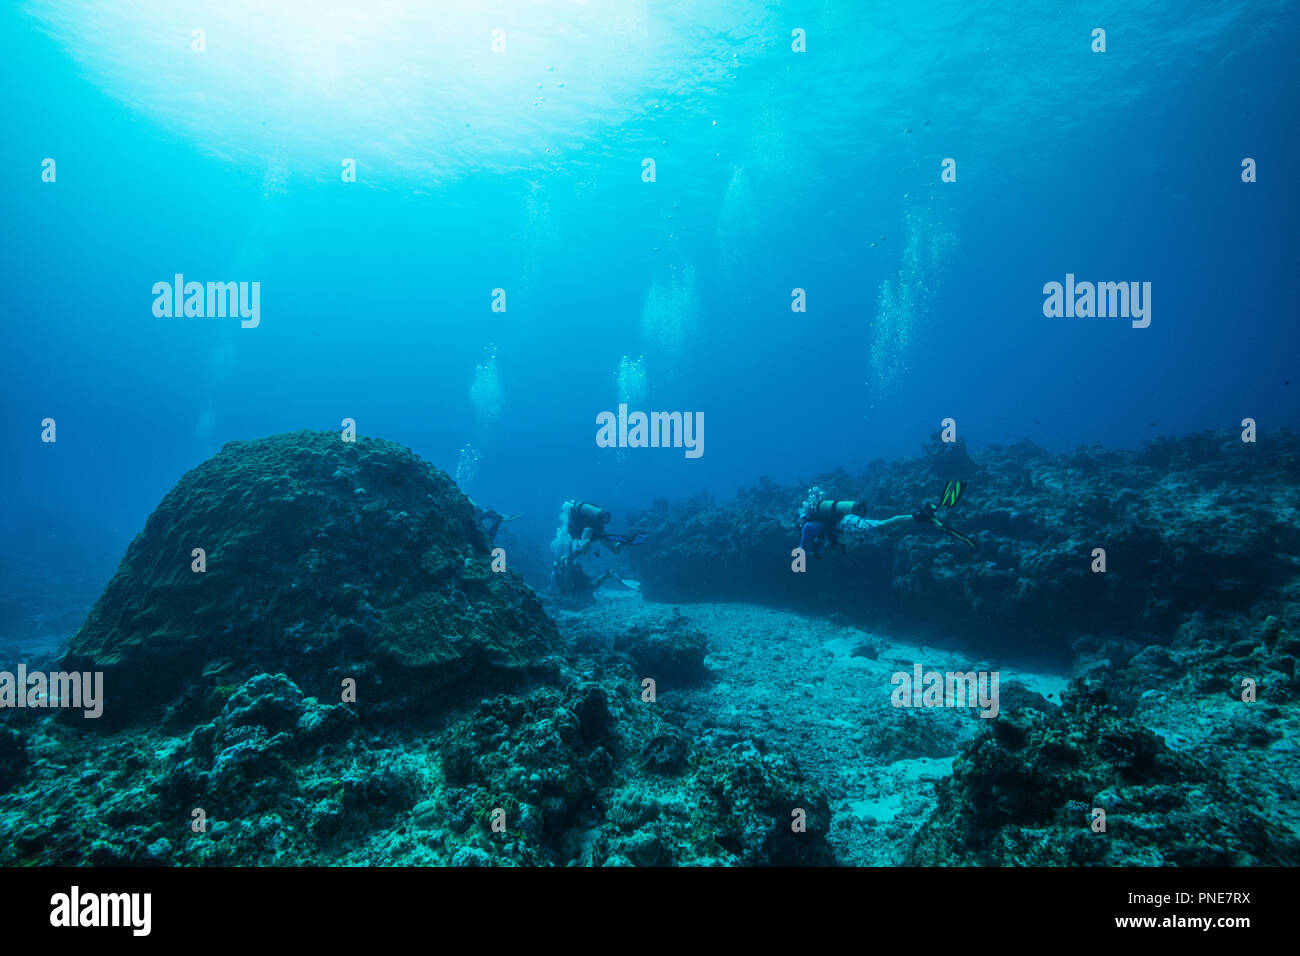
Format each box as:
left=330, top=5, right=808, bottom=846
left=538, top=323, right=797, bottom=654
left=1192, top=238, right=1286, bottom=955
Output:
left=567, top=500, right=612, bottom=540
left=573, top=501, right=612, bottom=528
left=814, top=500, right=867, bottom=522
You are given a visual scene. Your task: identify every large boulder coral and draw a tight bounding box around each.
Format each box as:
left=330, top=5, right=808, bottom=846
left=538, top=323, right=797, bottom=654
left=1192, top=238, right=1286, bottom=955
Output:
left=61, top=430, right=559, bottom=725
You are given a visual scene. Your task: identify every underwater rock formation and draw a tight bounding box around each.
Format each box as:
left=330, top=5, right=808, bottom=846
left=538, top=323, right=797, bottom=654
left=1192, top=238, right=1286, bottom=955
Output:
left=0, top=727, right=27, bottom=792
left=60, top=430, right=560, bottom=725
left=909, top=675, right=1300, bottom=866
left=9, top=427, right=1291, bottom=867
left=612, top=607, right=712, bottom=688
left=1073, top=611, right=1300, bottom=717
left=0, top=668, right=834, bottom=866
left=2, top=432, right=835, bottom=866
left=438, top=679, right=832, bottom=866
left=629, top=430, right=1300, bottom=661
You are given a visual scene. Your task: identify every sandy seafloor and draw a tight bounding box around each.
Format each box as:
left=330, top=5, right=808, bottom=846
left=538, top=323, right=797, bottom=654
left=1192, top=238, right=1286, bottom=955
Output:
left=555, top=584, right=1300, bottom=865
left=556, top=587, right=1071, bottom=865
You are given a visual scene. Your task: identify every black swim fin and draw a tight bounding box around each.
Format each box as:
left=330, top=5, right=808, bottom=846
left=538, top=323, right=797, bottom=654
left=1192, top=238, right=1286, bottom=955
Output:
left=931, top=512, right=976, bottom=548
left=913, top=502, right=976, bottom=548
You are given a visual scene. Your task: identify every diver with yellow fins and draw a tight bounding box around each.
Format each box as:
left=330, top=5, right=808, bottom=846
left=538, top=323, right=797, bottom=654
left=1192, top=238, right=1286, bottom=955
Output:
left=796, top=481, right=975, bottom=558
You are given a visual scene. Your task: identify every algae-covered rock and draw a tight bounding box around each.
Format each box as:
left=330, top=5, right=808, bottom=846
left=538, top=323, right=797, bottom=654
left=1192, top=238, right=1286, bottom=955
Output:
left=613, top=608, right=711, bottom=688
left=909, top=677, right=1300, bottom=866
left=432, top=679, right=835, bottom=866
left=684, top=733, right=835, bottom=866
left=61, top=430, right=559, bottom=724
left=629, top=429, right=1300, bottom=662
left=0, top=727, right=27, bottom=792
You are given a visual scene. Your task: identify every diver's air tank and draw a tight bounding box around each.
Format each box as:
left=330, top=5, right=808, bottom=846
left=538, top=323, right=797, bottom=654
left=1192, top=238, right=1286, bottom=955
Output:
left=815, top=500, right=866, bottom=521
left=573, top=501, right=612, bottom=530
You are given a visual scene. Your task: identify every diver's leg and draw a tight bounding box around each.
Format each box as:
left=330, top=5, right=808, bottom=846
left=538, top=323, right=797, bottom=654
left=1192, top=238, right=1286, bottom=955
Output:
left=866, top=514, right=916, bottom=534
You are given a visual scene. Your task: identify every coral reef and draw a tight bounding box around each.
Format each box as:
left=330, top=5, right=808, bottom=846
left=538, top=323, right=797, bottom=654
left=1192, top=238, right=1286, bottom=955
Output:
left=437, top=680, right=832, bottom=866
left=612, top=607, right=712, bottom=688
left=628, top=430, right=1300, bottom=662
left=60, top=430, right=560, bottom=726
left=2, top=429, right=1295, bottom=867
left=1, top=432, right=832, bottom=866
left=0, top=727, right=27, bottom=792
left=0, top=668, right=833, bottom=866
left=909, top=672, right=1300, bottom=866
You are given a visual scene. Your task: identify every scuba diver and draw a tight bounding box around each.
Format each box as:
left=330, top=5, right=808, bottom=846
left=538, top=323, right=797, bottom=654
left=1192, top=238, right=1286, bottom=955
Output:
left=550, top=499, right=648, bottom=601
left=470, top=500, right=522, bottom=545
left=549, top=555, right=631, bottom=602
left=796, top=481, right=975, bottom=558
left=559, top=500, right=649, bottom=557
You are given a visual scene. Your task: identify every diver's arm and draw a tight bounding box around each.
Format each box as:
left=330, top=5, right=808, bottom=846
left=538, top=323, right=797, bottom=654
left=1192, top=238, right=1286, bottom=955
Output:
left=572, top=528, right=596, bottom=555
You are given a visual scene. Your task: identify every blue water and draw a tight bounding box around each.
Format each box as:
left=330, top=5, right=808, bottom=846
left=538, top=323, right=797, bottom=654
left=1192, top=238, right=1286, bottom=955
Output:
left=2, top=0, right=1297, bottom=642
